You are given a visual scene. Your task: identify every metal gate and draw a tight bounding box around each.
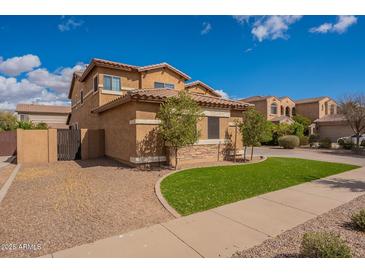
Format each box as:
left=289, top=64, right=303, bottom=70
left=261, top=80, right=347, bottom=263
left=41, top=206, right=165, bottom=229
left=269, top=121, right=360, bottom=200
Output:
left=57, top=129, right=81, bottom=161
left=0, top=131, right=17, bottom=156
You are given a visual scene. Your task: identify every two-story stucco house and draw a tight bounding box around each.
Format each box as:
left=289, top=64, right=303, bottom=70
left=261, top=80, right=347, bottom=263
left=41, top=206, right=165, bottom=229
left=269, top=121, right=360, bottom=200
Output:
left=68, top=58, right=251, bottom=166
left=240, top=96, right=296, bottom=124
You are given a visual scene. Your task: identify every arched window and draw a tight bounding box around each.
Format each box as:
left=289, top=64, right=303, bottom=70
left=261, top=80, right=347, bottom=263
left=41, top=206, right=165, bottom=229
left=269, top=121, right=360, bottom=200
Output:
left=285, top=106, right=290, bottom=117
left=271, top=103, right=278, bottom=114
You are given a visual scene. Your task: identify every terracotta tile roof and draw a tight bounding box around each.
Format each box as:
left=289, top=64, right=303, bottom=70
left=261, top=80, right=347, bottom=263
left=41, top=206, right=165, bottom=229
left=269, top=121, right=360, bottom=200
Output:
left=314, top=114, right=346, bottom=123
left=79, top=58, right=139, bottom=81
left=240, top=95, right=275, bottom=102
left=138, top=63, right=191, bottom=80
left=295, top=96, right=330, bottom=104
left=185, top=80, right=222, bottom=97
left=16, top=104, right=71, bottom=114
left=93, top=89, right=252, bottom=113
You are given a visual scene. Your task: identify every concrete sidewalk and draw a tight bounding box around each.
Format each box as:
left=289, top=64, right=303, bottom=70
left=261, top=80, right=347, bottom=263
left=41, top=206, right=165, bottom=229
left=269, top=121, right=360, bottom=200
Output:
left=49, top=167, right=365, bottom=258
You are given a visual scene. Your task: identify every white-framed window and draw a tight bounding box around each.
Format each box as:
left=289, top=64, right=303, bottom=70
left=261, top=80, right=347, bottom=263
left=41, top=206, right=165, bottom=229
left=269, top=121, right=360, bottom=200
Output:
left=207, top=117, right=220, bottom=139
left=93, top=75, right=99, bottom=92
left=154, top=82, right=175, bottom=89
left=271, top=103, right=278, bottom=114
left=103, top=75, right=121, bottom=91
left=19, top=114, right=29, bottom=121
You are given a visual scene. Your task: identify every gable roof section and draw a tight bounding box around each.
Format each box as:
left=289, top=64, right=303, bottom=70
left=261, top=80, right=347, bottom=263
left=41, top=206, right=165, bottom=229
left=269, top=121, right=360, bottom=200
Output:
left=279, top=96, right=295, bottom=104
left=185, top=80, right=222, bottom=97
left=138, top=63, right=191, bottom=80
left=240, top=95, right=277, bottom=102
left=295, top=96, right=330, bottom=104
left=16, top=104, right=71, bottom=114
left=79, top=58, right=139, bottom=82
left=92, top=89, right=252, bottom=113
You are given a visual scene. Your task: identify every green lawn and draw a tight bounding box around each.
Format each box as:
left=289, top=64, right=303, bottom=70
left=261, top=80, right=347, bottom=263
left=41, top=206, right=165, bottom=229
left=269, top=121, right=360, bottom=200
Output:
left=160, top=157, right=359, bottom=216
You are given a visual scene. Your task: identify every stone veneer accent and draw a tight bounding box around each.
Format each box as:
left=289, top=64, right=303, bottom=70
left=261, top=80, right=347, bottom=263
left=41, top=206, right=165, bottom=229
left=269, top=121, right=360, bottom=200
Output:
left=168, top=143, right=234, bottom=166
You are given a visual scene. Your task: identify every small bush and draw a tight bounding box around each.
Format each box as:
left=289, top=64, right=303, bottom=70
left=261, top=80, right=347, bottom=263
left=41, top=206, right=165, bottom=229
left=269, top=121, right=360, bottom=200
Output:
left=278, top=135, right=300, bottom=149
left=35, top=122, right=48, bottom=129
left=299, top=136, right=309, bottom=146
left=351, top=209, right=365, bottom=232
left=300, top=232, right=352, bottom=258
left=361, top=140, right=365, bottom=147
left=309, top=134, right=319, bottom=144
left=319, top=138, right=332, bottom=149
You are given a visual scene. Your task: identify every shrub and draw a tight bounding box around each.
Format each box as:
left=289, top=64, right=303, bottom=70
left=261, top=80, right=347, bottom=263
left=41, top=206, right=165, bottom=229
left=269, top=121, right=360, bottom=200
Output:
left=319, top=138, right=332, bottom=149
left=290, top=122, right=304, bottom=137
left=361, top=139, right=365, bottom=147
left=299, top=136, right=309, bottom=146
left=351, top=209, right=365, bottom=232
left=309, top=134, right=319, bottom=144
left=300, top=232, right=352, bottom=258
left=35, top=122, right=48, bottom=129
left=278, top=135, right=300, bottom=149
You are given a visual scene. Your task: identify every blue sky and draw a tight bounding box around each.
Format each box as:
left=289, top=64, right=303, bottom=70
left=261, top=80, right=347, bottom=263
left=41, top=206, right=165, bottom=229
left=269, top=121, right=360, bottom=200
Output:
left=0, top=15, right=363, bottom=109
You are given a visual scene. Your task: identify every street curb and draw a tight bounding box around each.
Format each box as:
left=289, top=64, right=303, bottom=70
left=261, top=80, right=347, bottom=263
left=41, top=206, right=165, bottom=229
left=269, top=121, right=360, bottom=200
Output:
left=154, top=156, right=268, bottom=218
left=0, top=163, right=21, bottom=204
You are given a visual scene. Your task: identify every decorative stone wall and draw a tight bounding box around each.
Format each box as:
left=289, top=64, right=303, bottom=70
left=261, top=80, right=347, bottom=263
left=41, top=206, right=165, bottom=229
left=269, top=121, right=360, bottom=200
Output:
left=167, top=142, right=235, bottom=167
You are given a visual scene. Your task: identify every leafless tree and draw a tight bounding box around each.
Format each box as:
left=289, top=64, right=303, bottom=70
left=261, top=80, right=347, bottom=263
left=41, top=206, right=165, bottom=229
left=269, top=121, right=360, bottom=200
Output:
left=338, top=93, right=365, bottom=148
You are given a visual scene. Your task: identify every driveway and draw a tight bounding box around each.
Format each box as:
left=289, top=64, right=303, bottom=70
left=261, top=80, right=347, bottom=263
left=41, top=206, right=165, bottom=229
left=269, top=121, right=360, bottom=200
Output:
left=0, top=158, right=173, bottom=258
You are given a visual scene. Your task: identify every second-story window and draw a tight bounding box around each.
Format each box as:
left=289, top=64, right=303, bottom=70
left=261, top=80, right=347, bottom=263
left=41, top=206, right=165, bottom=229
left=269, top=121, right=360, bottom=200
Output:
left=271, top=103, right=278, bottom=114
left=104, top=75, right=121, bottom=91
left=154, top=82, right=175, bottom=89
left=93, top=75, right=98, bottom=92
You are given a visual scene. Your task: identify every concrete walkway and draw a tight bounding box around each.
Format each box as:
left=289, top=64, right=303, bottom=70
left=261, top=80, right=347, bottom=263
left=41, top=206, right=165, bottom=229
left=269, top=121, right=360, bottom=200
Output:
left=48, top=165, right=365, bottom=258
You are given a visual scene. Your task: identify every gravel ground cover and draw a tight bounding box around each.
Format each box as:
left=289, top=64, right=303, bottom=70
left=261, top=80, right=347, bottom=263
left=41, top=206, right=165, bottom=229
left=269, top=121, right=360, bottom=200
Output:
left=234, top=194, right=365, bottom=258
left=0, top=164, right=16, bottom=189
left=0, top=158, right=173, bottom=258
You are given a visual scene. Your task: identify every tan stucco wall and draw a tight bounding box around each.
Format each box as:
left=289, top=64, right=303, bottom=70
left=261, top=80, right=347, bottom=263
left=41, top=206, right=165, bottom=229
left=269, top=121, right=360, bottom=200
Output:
left=250, top=100, right=268, bottom=119
left=316, top=122, right=353, bottom=142
left=296, top=102, right=320, bottom=121
left=141, top=68, right=186, bottom=90
left=80, top=129, right=105, bottom=160
left=99, top=102, right=137, bottom=163
left=16, top=129, right=57, bottom=164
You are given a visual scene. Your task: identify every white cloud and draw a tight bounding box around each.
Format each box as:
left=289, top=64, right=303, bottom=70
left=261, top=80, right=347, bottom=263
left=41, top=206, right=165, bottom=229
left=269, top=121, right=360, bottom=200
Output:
left=0, top=76, right=68, bottom=110
left=201, top=22, right=212, bottom=35
left=214, top=89, right=229, bottom=98
left=309, top=16, right=357, bottom=34
left=0, top=54, right=41, bottom=76
left=58, top=17, right=84, bottom=32
left=244, top=48, right=253, bottom=53
left=251, top=16, right=302, bottom=42
left=233, top=16, right=252, bottom=25
left=0, top=54, right=85, bottom=110
left=27, top=63, right=86, bottom=95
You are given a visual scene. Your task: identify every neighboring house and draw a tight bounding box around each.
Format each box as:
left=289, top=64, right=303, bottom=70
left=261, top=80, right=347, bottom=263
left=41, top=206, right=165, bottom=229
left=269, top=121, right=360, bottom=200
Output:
left=295, top=96, right=337, bottom=122
left=313, top=114, right=353, bottom=143
left=240, top=96, right=296, bottom=124
left=16, top=104, right=71, bottom=129
left=68, top=58, right=251, bottom=166
left=240, top=95, right=338, bottom=125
